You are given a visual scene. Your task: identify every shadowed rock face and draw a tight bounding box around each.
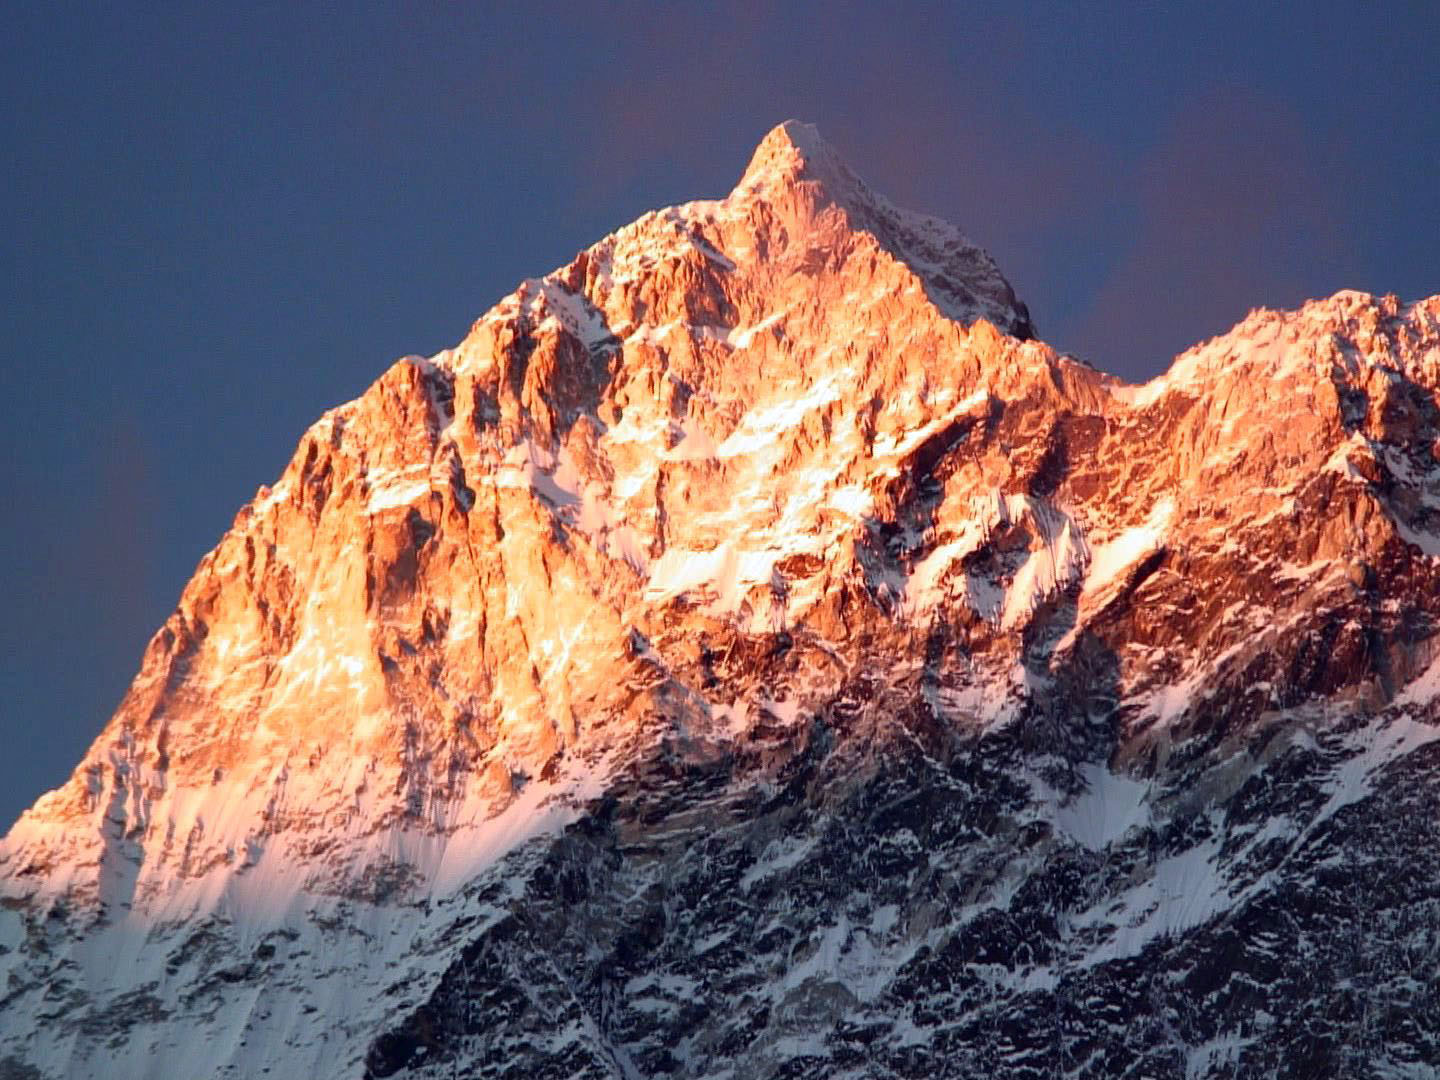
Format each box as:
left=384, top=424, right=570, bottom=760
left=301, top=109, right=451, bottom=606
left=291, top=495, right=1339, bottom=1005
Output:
left=3, top=123, right=1440, bottom=1079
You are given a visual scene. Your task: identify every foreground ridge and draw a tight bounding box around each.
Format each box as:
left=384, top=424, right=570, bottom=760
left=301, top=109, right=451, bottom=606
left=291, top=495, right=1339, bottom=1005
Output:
left=3, top=123, right=1440, bottom=1079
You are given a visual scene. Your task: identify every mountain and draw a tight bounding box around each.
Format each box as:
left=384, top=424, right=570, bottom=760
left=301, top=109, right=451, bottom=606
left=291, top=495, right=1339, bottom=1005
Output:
left=4, top=120, right=1440, bottom=1079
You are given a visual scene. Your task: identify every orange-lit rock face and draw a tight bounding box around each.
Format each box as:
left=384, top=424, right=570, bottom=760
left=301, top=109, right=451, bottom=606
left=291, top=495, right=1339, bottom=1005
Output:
left=5, top=121, right=1440, bottom=930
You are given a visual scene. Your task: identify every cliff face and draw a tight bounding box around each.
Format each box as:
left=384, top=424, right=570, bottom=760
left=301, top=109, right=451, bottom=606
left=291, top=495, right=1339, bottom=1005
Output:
left=3, top=122, right=1440, bottom=1079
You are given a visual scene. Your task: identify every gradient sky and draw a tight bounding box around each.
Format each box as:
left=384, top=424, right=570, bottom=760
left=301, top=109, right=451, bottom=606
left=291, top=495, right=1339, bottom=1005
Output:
left=2, top=1, right=1437, bottom=827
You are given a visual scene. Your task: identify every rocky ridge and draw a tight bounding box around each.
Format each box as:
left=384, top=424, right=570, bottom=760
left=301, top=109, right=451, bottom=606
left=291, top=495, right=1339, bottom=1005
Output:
left=3, top=122, right=1440, bottom=1078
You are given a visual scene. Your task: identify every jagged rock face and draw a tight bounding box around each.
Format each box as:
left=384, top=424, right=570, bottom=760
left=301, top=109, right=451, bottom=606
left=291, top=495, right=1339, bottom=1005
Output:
left=3, top=122, right=1440, bottom=1079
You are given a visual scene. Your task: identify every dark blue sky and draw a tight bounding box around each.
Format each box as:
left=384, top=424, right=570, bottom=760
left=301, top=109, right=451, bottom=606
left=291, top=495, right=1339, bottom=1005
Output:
left=2, top=2, right=1437, bottom=826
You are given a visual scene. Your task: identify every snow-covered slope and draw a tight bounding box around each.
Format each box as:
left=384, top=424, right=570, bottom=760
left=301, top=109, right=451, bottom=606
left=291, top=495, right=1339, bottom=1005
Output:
left=3, top=122, right=1440, bottom=1079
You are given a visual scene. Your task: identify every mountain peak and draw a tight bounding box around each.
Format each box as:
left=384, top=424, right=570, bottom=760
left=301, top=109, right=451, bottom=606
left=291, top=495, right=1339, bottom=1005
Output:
left=12, top=120, right=1440, bottom=1079
left=728, top=120, right=1032, bottom=337
left=736, top=119, right=854, bottom=195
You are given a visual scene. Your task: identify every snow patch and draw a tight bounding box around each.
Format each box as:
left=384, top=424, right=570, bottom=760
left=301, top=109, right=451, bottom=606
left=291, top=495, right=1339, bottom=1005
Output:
left=365, top=465, right=432, bottom=514
left=1083, top=497, right=1173, bottom=600
left=1039, top=763, right=1152, bottom=852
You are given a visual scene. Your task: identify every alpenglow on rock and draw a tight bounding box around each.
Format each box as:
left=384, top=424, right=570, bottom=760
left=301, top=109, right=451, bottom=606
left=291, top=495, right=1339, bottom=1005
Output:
left=4, top=121, right=1440, bottom=1079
